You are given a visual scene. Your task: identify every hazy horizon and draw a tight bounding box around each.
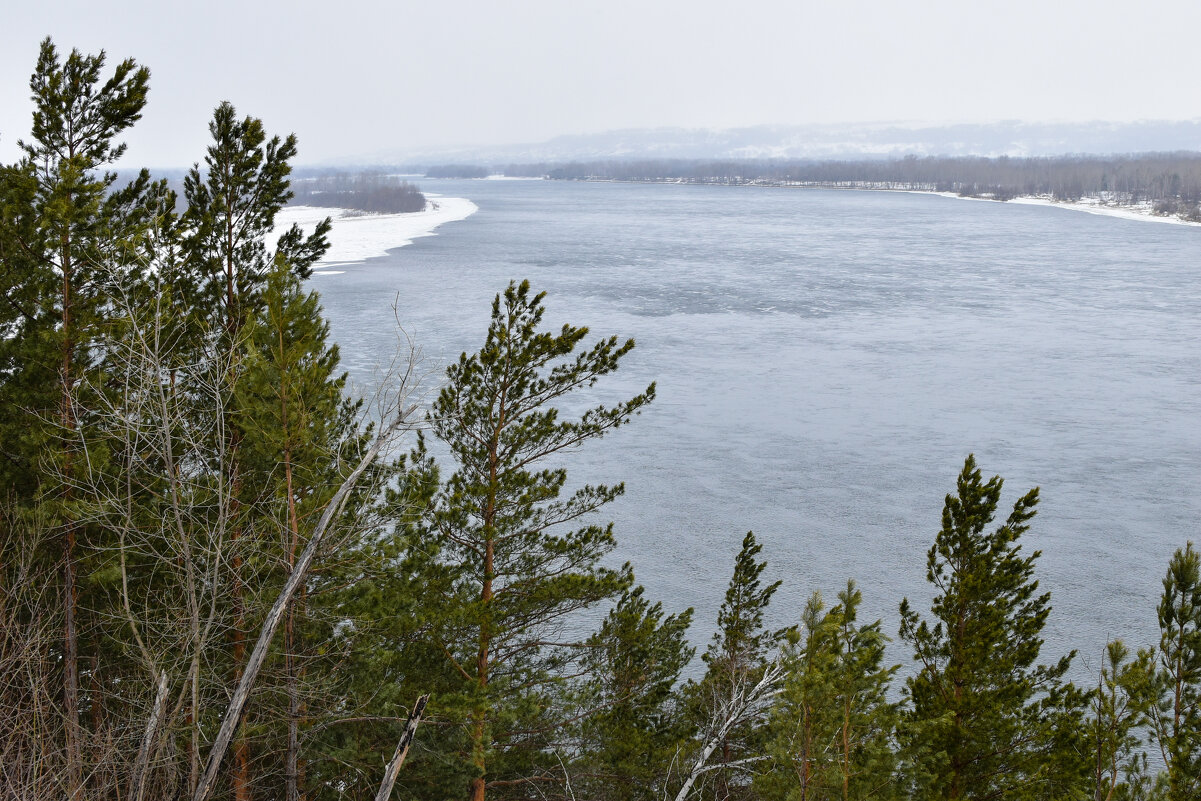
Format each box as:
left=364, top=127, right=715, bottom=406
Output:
left=4, top=0, right=1201, bottom=167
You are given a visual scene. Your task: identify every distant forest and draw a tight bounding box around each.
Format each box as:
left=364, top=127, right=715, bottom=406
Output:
left=425, top=164, right=491, bottom=179
left=490, top=154, right=1201, bottom=220
left=290, top=171, right=426, bottom=213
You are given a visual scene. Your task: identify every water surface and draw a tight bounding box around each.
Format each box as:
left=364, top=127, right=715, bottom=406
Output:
left=312, top=179, right=1201, bottom=671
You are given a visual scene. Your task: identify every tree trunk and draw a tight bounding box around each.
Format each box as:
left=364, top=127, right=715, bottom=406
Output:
left=60, top=233, right=83, bottom=801
left=224, top=184, right=253, bottom=801
left=470, top=426, right=500, bottom=801
left=284, top=447, right=303, bottom=801
left=231, top=537, right=250, bottom=801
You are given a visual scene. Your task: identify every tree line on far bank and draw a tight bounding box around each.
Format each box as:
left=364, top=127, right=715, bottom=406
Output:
left=2, top=38, right=1201, bottom=801
left=289, top=170, right=427, bottom=213
left=468, top=154, right=1201, bottom=219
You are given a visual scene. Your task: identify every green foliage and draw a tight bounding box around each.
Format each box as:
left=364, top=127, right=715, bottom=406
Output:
left=1085, top=640, right=1157, bottom=801
left=707, top=532, right=784, bottom=684
left=0, top=41, right=160, bottom=798
left=575, top=586, right=695, bottom=801
left=1151, top=542, right=1201, bottom=801
left=419, top=279, right=654, bottom=798
left=182, top=100, right=330, bottom=343
left=687, top=531, right=783, bottom=800
left=237, top=255, right=357, bottom=496
left=759, top=592, right=842, bottom=801
left=898, top=455, right=1079, bottom=801
left=0, top=36, right=156, bottom=491
left=234, top=255, right=370, bottom=796
left=759, top=583, right=899, bottom=801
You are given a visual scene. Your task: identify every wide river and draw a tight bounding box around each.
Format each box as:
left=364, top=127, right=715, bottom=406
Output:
left=311, top=178, right=1201, bottom=673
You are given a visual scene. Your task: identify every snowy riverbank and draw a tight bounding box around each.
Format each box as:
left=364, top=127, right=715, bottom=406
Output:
left=1006, top=195, right=1201, bottom=227
left=566, top=177, right=1201, bottom=229
left=886, top=188, right=1200, bottom=227
left=273, top=195, right=478, bottom=274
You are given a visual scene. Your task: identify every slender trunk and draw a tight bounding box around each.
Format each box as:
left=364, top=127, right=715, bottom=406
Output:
left=470, top=415, right=501, bottom=801
left=469, top=532, right=492, bottom=801
left=63, top=520, right=81, bottom=798
left=284, top=444, right=303, bottom=801
left=801, top=710, right=812, bottom=801
left=224, top=207, right=251, bottom=801
left=231, top=536, right=250, bottom=801
left=1094, top=669, right=1104, bottom=801
left=1170, top=634, right=1184, bottom=798
left=949, top=604, right=965, bottom=801
left=841, top=694, right=850, bottom=801
left=90, top=649, right=102, bottom=765
left=130, top=671, right=171, bottom=801
left=188, top=669, right=199, bottom=798
left=60, top=231, right=84, bottom=801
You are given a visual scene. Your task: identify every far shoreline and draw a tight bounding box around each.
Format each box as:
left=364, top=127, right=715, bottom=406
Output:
left=548, top=176, right=1201, bottom=229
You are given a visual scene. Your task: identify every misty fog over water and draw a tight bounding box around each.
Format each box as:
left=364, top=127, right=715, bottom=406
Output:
left=310, top=179, right=1201, bottom=669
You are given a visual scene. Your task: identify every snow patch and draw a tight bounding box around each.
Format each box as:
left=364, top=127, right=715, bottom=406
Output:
left=893, top=189, right=1201, bottom=227
left=272, top=196, right=478, bottom=267
left=1007, top=195, right=1201, bottom=226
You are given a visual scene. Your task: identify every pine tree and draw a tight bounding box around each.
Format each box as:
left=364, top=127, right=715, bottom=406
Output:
left=758, top=591, right=842, bottom=801
left=828, top=582, right=899, bottom=800
left=1086, top=640, right=1156, bottom=801
left=707, top=532, right=783, bottom=685
left=236, top=256, right=362, bottom=800
left=0, top=38, right=151, bottom=798
left=423, top=279, right=654, bottom=801
left=1150, top=542, right=1201, bottom=801
left=692, top=531, right=783, bottom=799
left=898, top=455, right=1076, bottom=801
left=180, top=101, right=329, bottom=798
left=759, top=583, right=898, bottom=801
left=576, top=586, right=695, bottom=801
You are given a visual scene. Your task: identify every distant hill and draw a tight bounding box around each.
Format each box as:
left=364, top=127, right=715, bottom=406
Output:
left=356, top=120, right=1201, bottom=168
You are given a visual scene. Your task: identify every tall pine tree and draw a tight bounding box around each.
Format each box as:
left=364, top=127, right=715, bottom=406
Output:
left=423, top=279, right=653, bottom=801
left=1151, top=542, right=1201, bottom=801
left=898, top=455, right=1077, bottom=801
left=0, top=39, right=151, bottom=798
left=692, top=531, right=783, bottom=800
left=236, top=255, right=363, bottom=800
left=180, top=100, right=329, bottom=799
left=575, top=586, right=695, bottom=801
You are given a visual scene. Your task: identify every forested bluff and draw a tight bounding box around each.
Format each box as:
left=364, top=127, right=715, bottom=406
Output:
left=2, top=38, right=1201, bottom=801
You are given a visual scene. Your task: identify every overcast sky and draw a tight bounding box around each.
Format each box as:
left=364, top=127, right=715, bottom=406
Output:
left=3, top=0, right=1200, bottom=167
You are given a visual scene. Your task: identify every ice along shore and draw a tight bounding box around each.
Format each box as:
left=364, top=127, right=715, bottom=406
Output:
left=273, top=194, right=478, bottom=274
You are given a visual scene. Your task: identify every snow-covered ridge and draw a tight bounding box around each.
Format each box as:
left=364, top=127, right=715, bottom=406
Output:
left=272, top=195, right=478, bottom=271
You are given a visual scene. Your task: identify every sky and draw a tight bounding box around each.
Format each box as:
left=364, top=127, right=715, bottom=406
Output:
left=2, top=0, right=1200, bottom=167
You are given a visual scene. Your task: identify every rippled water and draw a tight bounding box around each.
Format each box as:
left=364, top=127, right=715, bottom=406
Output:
left=311, top=179, right=1201, bottom=672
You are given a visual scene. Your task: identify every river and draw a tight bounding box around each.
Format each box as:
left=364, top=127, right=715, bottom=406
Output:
left=310, top=178, right=1201, bottom=671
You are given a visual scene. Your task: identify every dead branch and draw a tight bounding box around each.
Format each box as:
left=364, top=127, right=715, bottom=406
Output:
left=373, top=694, right=430, bottom=801
left=672, top=657, right=785, bottom=801
left=191, top=400, right=416, bottom=801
